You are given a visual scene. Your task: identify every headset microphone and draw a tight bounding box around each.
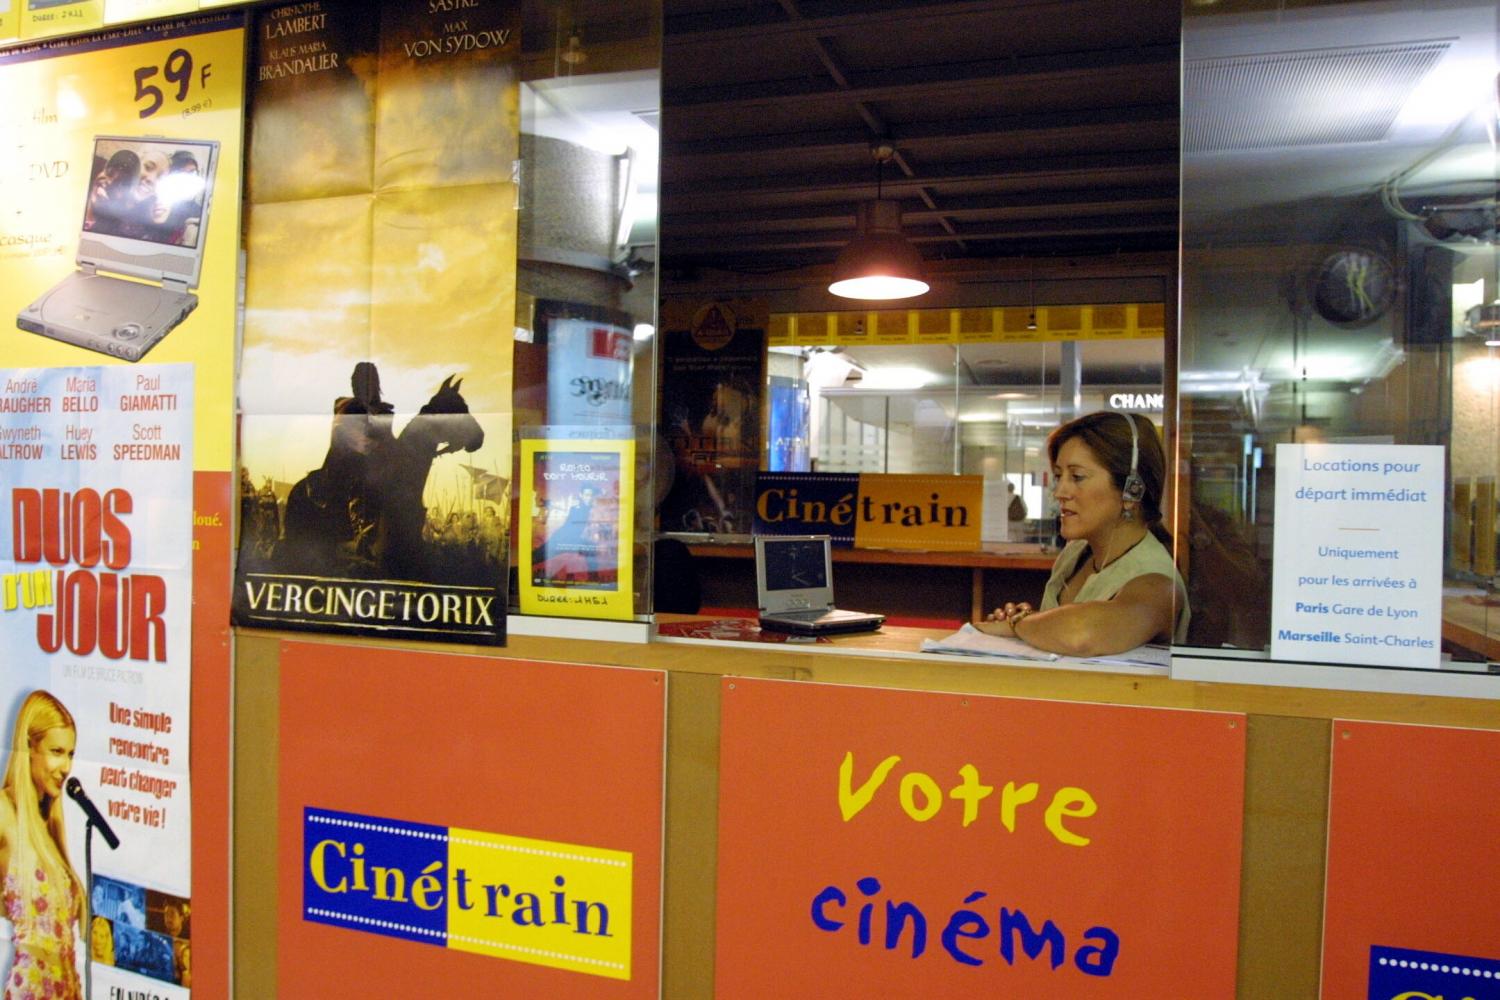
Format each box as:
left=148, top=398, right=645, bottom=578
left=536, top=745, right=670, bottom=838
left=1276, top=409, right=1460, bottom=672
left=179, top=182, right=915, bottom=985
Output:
left=1120, top=412, right=1146, bottom=504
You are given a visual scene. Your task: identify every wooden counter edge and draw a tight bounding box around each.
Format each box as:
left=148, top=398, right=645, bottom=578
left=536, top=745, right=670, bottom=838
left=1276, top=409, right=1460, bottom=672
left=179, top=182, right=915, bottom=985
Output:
left=237, top=621, right=1500, bottom=730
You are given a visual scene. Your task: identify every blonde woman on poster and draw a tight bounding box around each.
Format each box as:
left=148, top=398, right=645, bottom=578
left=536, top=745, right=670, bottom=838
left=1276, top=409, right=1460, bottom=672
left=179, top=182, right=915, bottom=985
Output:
left=0, top=691, right=84, bottom=1000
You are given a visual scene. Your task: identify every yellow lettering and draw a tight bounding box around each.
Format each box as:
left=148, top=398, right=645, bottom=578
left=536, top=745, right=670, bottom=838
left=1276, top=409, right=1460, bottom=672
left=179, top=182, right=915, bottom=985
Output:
left=1000, top=781, right=1039, bottom=832
left=838, top=752, right=901, bottom=821
left=371, top=865, right=408, bottom=902
left=309, top=839, right=347, bottom=893
left=350, top=842, right=369, bottom=891
left=830, top=493, right=855, bottom=526
left=410, top=860, right=445, bottom=911
left=1044, top=786, right=1098, bottom=846
left=899, top=772, right=942, bottom=821
left=756, top=488, right=785, bottom=523
left=948, top=763, right=994, bottom=827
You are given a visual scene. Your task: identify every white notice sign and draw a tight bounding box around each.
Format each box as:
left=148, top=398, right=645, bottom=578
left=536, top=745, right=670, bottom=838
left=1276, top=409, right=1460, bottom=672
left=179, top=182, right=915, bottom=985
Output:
left=1271, top=443, right=1445, bottom=669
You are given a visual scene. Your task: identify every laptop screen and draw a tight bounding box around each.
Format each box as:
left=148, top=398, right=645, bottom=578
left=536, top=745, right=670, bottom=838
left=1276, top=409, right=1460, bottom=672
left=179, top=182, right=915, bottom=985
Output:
left=756, top=534, right=837, bottom=615
left=762, top=537, right=828, bottom=591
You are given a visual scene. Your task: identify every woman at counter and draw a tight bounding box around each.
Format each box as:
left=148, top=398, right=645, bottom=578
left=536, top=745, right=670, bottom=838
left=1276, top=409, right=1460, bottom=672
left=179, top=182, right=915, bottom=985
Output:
left=974, top=411, right=1188, bottom=656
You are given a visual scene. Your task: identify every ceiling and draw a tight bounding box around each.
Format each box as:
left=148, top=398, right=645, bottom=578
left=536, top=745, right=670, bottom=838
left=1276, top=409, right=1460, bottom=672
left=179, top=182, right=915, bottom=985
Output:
left=658, top=0, right=1182, bottom=278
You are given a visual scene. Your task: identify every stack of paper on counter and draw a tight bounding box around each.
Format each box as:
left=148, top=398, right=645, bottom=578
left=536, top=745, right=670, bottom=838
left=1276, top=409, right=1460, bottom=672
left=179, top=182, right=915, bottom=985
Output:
left=921, top=624, right=1171, bottom=673
left=919, top=624, right=1059, bottom=661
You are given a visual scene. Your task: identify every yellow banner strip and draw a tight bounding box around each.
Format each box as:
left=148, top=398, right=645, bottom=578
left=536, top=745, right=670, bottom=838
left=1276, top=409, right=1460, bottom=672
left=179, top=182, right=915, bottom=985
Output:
left=766, top=303, right=1166, bottom=347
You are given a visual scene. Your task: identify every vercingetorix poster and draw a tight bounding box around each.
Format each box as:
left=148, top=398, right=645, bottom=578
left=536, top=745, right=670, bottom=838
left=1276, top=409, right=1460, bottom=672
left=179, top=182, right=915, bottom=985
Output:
left=518, top=435, right=635, bottom=620
left=658, top=299, right=767, bottom=536
left=0, top=364, right=194, bottom=1000
left=233, top=0, right=519, bottom=645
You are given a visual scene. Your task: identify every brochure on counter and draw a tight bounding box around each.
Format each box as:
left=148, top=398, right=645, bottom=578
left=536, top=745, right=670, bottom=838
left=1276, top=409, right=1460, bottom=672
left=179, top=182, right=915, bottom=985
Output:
left=921, top=624, right=1170, bottom=672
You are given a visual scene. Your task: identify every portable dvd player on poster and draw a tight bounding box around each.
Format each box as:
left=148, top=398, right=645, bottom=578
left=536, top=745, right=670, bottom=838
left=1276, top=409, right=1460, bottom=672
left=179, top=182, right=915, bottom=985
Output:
left=16, top=135, right=220, bottom=362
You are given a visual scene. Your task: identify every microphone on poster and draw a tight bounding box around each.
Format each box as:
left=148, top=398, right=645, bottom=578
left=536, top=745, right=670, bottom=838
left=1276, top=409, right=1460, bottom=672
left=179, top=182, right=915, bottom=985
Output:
left=65, top=777, right=121, bottom=850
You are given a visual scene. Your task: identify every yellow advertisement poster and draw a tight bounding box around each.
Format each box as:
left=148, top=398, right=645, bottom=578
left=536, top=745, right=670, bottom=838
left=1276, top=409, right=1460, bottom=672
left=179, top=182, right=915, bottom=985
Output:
left=0, top=17, right=245, bottom=996
left=20, top=0, right=102, bottom=38
left=0, top=15, right=245, bottom=473
left=0, top=3, right=17, bottom=41
left=519, top=436, right=637, bottom=620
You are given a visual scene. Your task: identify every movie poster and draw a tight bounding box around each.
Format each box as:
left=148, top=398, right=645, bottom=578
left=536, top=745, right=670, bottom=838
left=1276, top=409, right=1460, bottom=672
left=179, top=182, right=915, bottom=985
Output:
left=233, top=0, right=519, bottom=644
left=518, top=435, right=635, bottom=620
left=0, top=363, right=194, bottom=999
left=0, top=18, right=245, bottom=996
left=658, top=299, right=766, bottom=536
left=534, top=301, right=635, bottom=427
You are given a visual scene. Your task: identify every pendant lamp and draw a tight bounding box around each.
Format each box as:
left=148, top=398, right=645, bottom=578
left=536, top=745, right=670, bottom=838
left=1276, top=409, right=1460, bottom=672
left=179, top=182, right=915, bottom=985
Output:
left=828, top=146, right=929, bottom=301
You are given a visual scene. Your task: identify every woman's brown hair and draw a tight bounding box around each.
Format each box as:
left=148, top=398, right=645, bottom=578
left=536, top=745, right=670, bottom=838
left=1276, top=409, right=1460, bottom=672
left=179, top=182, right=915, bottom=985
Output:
left=1046, top=411, right=1171, bottom=546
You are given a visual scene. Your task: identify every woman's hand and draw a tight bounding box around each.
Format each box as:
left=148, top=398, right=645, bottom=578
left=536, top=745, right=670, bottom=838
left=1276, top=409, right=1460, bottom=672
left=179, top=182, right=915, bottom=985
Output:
left=991, top=602, right=1035, bottom=626
left=971, top=601, right=1035, bottom=637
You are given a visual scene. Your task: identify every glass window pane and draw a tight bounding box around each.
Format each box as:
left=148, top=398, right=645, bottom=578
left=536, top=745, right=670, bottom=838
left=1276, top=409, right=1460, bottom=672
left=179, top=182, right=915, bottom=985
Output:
left=1181, top=0, right=1500, bottom=663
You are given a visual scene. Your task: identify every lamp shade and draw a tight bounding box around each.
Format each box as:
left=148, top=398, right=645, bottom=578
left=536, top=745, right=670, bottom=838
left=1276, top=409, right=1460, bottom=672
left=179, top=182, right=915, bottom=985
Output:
left=828, top=200, right=929, bottom=300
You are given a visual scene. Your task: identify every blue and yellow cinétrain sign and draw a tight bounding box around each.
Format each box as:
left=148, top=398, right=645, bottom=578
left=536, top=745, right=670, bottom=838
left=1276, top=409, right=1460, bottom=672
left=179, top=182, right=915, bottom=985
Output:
left=304, top=807, right=634, bottom=980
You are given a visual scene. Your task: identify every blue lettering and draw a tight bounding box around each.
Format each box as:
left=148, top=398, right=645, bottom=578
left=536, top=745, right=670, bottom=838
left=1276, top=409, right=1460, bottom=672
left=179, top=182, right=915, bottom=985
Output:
left=1074, top=926, right=1120, bottom=976
left=808, top=876, right=1118, bottom=978
left=1000, top=908, right=1065, bottom=969
left=885, top=900, right=927, bottom=958
left=940, top=891, right=991, bottom=966
left=856, top=876, right=881, bottom=945
left=811, top=885, right=846, bottom=931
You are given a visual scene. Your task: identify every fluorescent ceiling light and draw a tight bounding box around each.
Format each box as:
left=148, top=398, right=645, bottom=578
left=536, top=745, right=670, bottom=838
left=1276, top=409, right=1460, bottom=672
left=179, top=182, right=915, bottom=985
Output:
left=858, top=366, right=936, bottom=390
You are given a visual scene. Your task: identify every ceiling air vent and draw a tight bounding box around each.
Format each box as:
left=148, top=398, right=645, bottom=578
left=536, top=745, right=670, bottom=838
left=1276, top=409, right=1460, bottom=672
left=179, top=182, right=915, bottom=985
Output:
left=1184, top=40, right=1450, bottom=152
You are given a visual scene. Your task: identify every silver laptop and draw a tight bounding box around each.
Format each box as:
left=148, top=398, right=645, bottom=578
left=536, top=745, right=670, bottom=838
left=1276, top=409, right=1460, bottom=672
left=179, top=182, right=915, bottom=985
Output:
left=755, top=534, right=885, bottom=635
left=17, top=135, right=220, bottom=362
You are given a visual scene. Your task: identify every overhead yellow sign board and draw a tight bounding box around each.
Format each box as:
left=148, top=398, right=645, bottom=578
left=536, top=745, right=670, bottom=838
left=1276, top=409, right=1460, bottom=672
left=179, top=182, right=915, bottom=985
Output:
left=767, top=303, right=1166, bottom=347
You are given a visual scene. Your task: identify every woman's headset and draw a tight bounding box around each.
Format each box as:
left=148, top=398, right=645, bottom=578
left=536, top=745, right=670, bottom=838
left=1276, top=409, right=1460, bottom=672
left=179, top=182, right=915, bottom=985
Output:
left=1119, top=412, right=1146, bottom=505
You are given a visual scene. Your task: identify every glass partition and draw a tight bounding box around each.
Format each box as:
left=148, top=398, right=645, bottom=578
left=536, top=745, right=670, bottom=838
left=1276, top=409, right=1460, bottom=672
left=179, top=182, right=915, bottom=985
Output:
left=765, top=308, right=1166, bottom=546
left=1181, top=0, right=1500, bottom=666
left=511, top=0, right=661, bottom=618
